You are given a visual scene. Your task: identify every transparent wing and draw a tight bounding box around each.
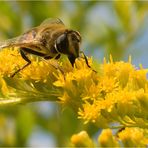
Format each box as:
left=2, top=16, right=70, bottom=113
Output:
left=0, top=37, right=21, bottom=50
left=40, top=18, right=65, bottom=26
left=0, top=29, right=37, bottom=50
left=0, top=18, right=65, bottom=50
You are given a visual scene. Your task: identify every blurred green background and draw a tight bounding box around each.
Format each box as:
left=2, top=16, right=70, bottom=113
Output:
left=0, top=1, right=148, bottom=147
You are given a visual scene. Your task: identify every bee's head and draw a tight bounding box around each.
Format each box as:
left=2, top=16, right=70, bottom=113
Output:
left=55, top=30, right=81, bottom=66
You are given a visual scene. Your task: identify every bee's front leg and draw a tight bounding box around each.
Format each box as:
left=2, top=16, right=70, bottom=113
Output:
left=11, top=49, right=31, bottom=77
left=79, top=51, right=97, bottom=73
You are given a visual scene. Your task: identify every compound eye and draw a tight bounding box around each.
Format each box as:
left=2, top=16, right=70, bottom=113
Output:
left=56, top=33, right=68, bottom=53
left=71, top=31, right=81, bottom=43
left=71, top=34, right=80, bottom=42
left=57, top=34, right=66, bottom=44
left=71, top=35, right=78, bottom=42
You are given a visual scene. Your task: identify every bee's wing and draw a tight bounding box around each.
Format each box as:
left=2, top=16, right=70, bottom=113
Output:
left=0, top=28, right=38, bottom=50
left=0, top=36, right=23, bottom=50
left=40, top=18, right=65, bottom=26
left=0, top=18, right=65, bottom=50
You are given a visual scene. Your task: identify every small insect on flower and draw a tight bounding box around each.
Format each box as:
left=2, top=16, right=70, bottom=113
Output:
left=0, top=18, right=92, bottom=77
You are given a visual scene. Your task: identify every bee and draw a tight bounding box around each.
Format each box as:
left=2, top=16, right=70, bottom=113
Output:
left=0, top=18, right=92, bottom=77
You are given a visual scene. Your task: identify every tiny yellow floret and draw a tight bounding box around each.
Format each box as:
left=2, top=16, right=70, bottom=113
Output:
left=71, top=131, right=94, bottom=147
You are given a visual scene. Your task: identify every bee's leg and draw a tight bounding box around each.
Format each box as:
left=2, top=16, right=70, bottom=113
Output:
left=55, top=54, right=61, bottom=59
left=79, top=51, right=97, bottom=73
left=82, top=53, right=91, bottom=68
left=44, top=55, right=52, bottom=60
left=11, top=49, right=31, bottom=77
left=44, top=54, right=60, bottom=60
left=53, top=54, right=65, bottom=74
left=49, top=63, right=64, bottom=75
left=43, top=54, right=64, bottom=74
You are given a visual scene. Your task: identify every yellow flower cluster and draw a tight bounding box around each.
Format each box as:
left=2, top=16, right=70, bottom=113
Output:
left=77, top=56, right=148, bottom=128
left=98, top=129, right=119, bottom=147
left=52, top=55, right=148, bottom=130
left=0, top=49, right=148, bottom=127
left=0, top=48, right=60, bottom=104
left=0, top=48, right=25, bottom=77
left=0, top=48, right=148, bottom=146
left=71, top=131, right=94, bottom=147
left=0, top=48, right=58, bottom=81
left=71, top=128, right=148, bottom=147
left=100, top=127, right=148, bottom=147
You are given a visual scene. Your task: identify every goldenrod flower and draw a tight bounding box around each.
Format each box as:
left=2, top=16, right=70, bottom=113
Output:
left=0, top=48, right=148, bottom=147
left=129, top=68, right=147, bottom=90
left=71, top=131, right=94, bottom=147
left=97, top=127, right=148, bottom=147
left=118, top=127, right=148, bottom=147
left=98, top=76, right=119, bottom=95
left=71, top=128, right=148, bottom=147
left=98, top=129, right=119, bottom=147
left=0, top=48, right=25, bottom=76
